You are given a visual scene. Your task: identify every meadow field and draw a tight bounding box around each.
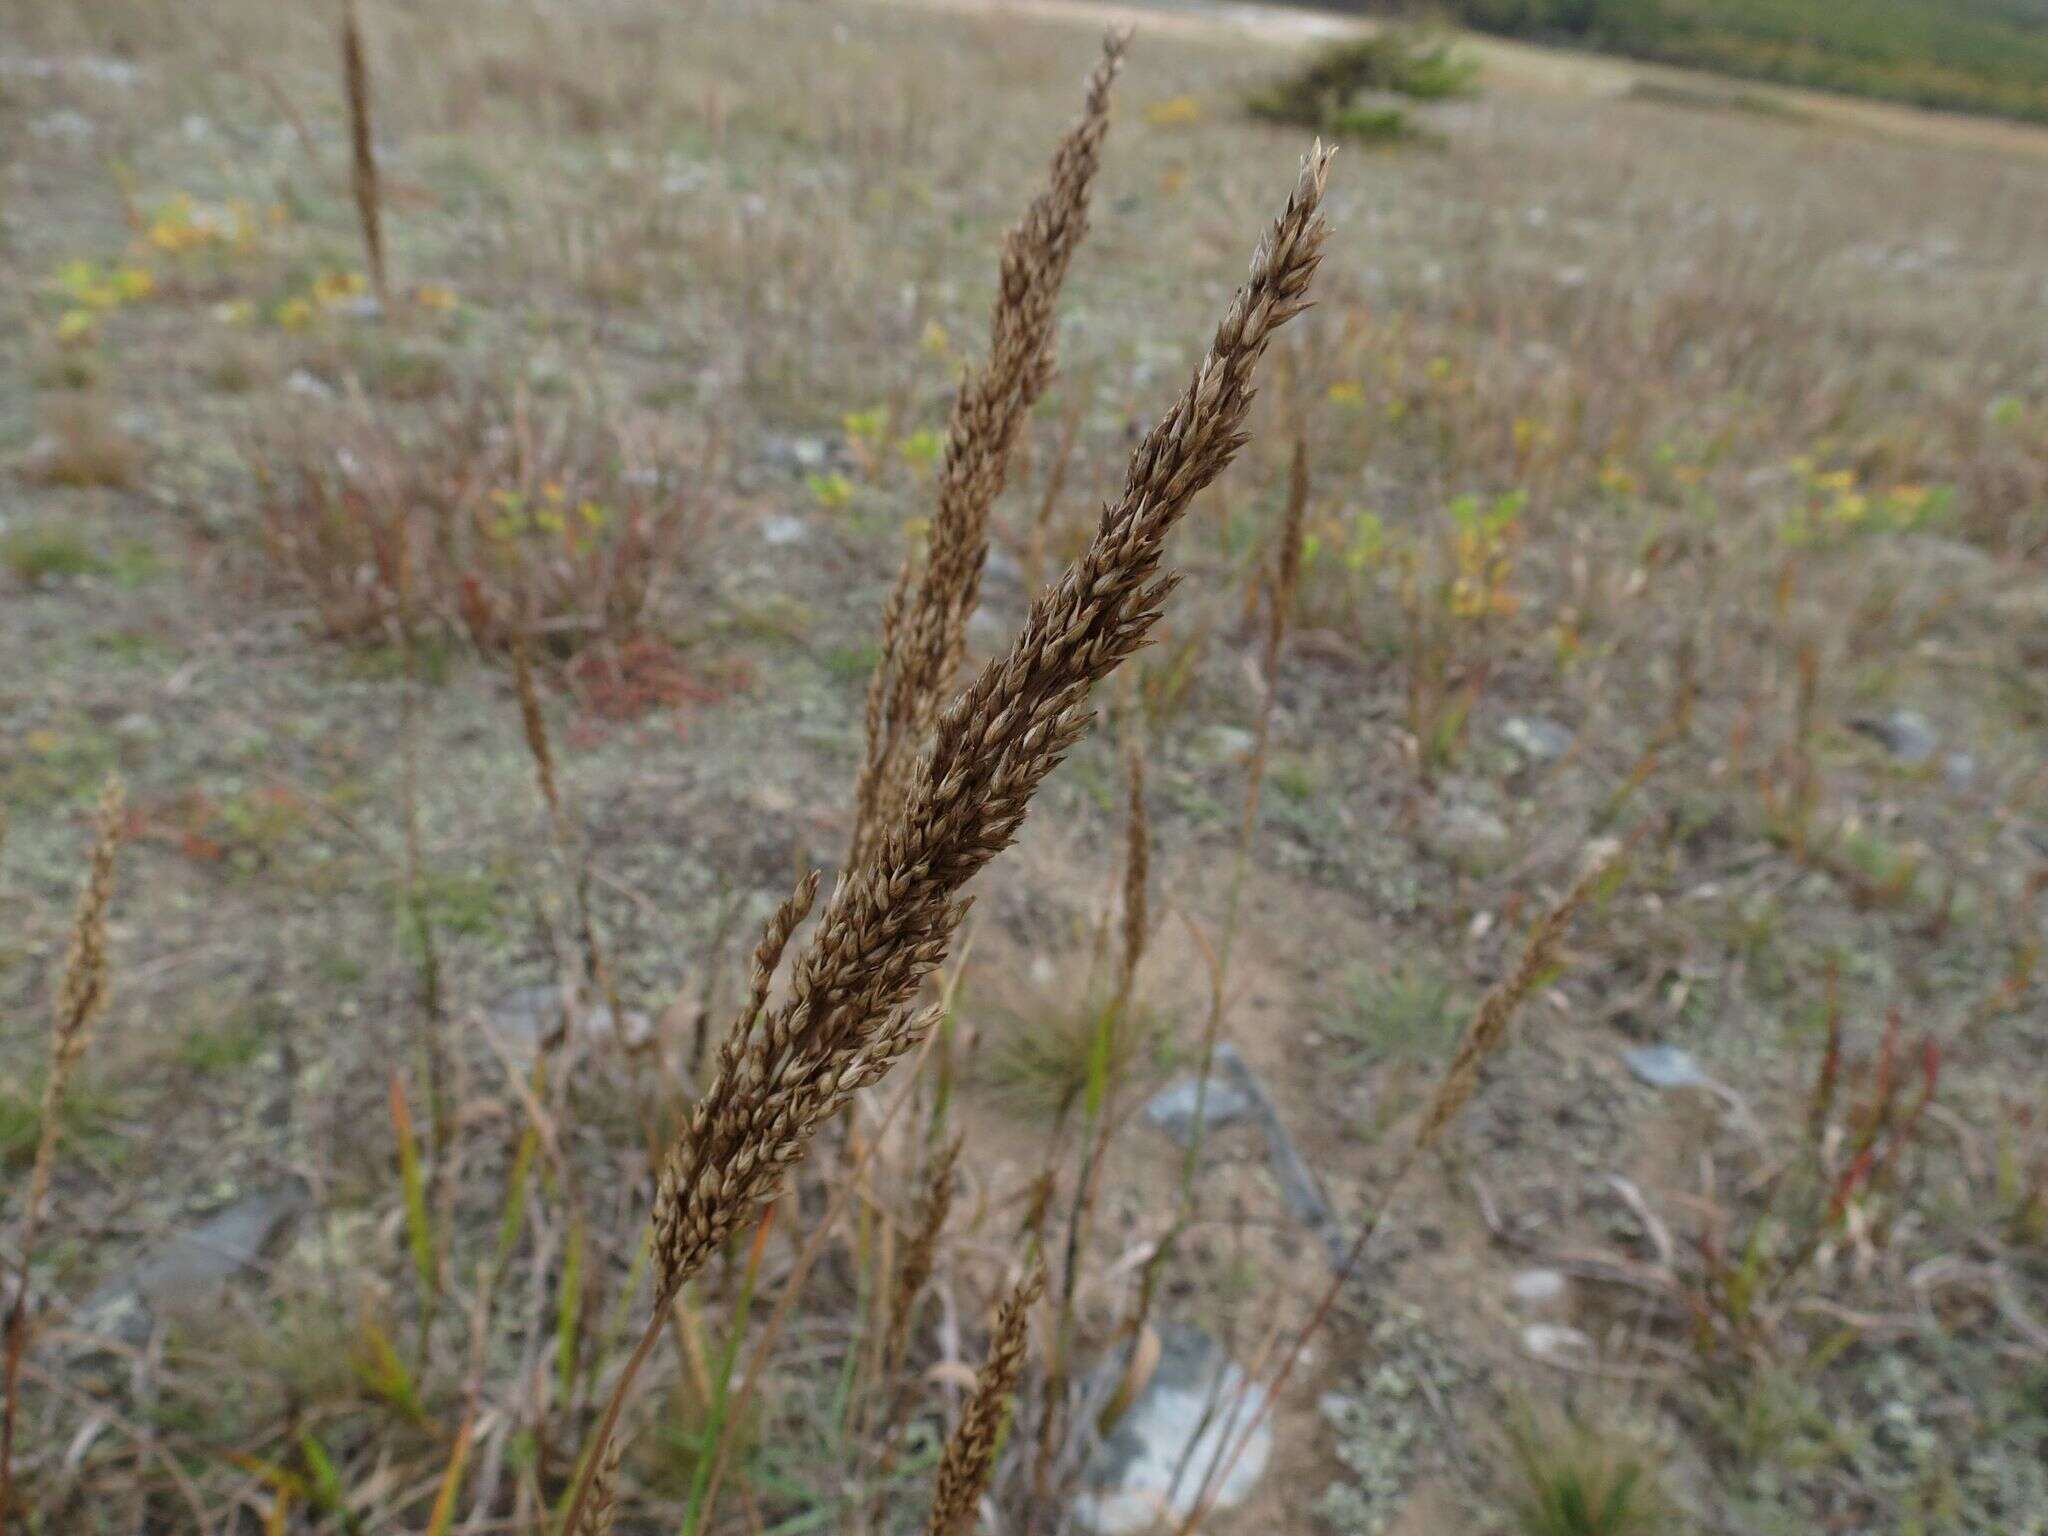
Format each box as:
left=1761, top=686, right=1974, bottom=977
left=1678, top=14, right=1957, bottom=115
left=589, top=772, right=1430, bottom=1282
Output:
left=2, top=0, right=2046, bottom=1532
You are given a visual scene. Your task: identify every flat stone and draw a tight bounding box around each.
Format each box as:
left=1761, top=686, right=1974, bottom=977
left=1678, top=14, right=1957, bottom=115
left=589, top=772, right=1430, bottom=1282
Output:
left=1507, top=1268, right=1570, bottom=1312
left=1428, top=801, right=1511, bottom=873
left=1623, top=1043, right=1706, bottom=1090
left=1075, top=1326, right=1272, bottom=1534
left=285, top=369, right=336, bottom=401
left=760, top=514, right=808, bottom=547
left=29, top=110, right=95, bottom=142
left=761, top=434, right=829, bottom=474
left=1501, top=715, right=1573, bottom=763
left=490, top=985, right=650, bottom=1058
left=83, top=1186, right=304, bottom=1344
left=1849, top=709, right=1939, bottom=766
left=1144, top=1061, right=1255, bottom=1148
left=1520, top=1323, right=1592, bottom=1362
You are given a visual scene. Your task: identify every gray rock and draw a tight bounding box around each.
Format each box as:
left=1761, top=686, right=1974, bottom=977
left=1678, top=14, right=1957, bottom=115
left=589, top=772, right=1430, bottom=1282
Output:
left=1075, top=1327, right=1272, bottom=1534
left=29, top=110, right=95, bottom=143
left=1145, top=1046, right=1343, bottom=1267
left=1428, top=801, right=1510, bottom=872
left=1501, top=715, right=1573, bottom=763
left=1942, top=752, right=1977, bottom=792
left=761, top=434, right=829, bottom=474
left=1623, top=1043, right=1706, bottom=1090
left=83, top=1187, right=304, bottom=1344
left=759, top=514, right=808, bottom=547
left=1144, top=1065, right=1255, bottom=1147
left=285, top=369, right=336, bottom=401
left=1850, top=708, right=1939, bottom=766
left=1520, top=1323, right=1592, bottom=1362
left=1507, top=1268, right=1570, bottom=1313
left=490, top=984, right=650, bottom=1058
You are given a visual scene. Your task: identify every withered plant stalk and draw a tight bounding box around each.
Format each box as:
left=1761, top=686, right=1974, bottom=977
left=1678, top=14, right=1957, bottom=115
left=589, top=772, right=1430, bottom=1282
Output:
left=341, top=0, right=388, bottom=308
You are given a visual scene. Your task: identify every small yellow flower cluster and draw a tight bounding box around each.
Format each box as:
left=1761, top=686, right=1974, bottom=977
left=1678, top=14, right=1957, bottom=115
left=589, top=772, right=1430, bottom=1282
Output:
left=48, top=258, right=156, bottom=344
left=1784, top=458, right=1949, bottom=544
left=1143, top=94, right=1203, bottom=127
left=145, top=193, right=278, bottom=255
left=485, top=482, right=613, bottom=554
left=1446, top=490, right=1525, bottom=620
left=1596, top=458, right=1638, bottom=497
left=261, top=269, right=369, bottom=332
left=1301, top=510, right=1386, bottom=575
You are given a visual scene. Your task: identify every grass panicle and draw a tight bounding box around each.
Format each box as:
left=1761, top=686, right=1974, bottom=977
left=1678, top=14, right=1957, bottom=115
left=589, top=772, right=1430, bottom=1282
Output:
left=1414, top=845, right=1621, bottom=1156
left=25, top=777, right=125, bottom=1249
left=925, top=1265, right=1044, bottom=1536
left=2, top=776, right=124, bottom=1529
left=850, top=33, right=1126, bottom=867
left=650, top=140, right=1331, bottom=1303
left=556, top=140, right=1331, bottom=1536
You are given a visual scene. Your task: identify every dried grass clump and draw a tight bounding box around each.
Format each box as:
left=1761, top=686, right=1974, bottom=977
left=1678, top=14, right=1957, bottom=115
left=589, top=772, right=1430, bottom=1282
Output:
left=248, top=394, right=699, bottom=656
left=17, top=398, right=144, bottom=491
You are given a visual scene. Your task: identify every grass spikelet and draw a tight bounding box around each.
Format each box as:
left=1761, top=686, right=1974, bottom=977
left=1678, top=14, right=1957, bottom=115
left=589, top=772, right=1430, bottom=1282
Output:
left=510, top=638, right=623, bottom=1035
left=851, top=33, right=1126, bottom=866
left=29, top=776, right=125, bottom=1240
left=925, top=1266, right=1044, bottom=1536
left=3, top=775, right=123, bottom=1522
left=1413, top=845, right=1622, bottom=1155
left=577, top=1438, right=620, bottom=1536
left=341, top=0, right=388, bottom=309
left=887, top=1133, right=962, bottom=1378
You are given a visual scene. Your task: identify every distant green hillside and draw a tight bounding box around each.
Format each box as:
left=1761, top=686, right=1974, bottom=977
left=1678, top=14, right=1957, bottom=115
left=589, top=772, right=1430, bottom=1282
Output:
left=1402, top=0, right=2048, bottom=123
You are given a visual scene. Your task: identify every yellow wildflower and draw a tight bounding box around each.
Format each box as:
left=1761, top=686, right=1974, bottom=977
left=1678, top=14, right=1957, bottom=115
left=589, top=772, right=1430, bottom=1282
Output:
left=1144, top=95, right=1202, bottom=127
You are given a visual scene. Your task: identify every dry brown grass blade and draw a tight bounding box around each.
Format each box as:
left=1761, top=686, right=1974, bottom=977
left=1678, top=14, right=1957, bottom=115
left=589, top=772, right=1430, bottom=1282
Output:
left=340, top=0, right=388, bottom=309
left=925, top=1266, right=1045, bottom=1536
left=2, top=777, right=124, bottom=1532
left=559, top=140, right=1333, bottom=1536
left=850, top=32, right=1127, bottom=867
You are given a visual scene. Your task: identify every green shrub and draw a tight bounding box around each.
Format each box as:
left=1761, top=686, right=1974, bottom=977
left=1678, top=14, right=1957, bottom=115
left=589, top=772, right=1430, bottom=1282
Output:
left=1247, top=30, right=1478, bottom=137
